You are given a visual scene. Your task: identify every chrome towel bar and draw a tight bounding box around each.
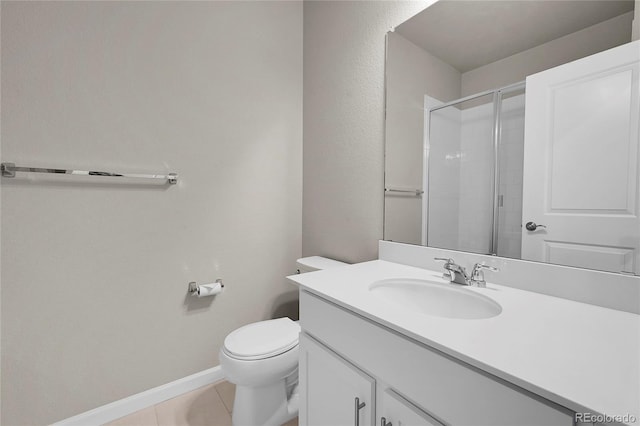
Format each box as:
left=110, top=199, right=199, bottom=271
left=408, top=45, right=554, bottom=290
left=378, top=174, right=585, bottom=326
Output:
left=1, top=162, right=178, bottom=185
left=384, top=187, right=423, bottom=196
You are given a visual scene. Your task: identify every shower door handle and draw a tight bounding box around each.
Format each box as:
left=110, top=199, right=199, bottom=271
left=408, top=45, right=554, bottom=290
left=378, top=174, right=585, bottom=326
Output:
left=354, top=397, right=366, bottom=426
left=525, top=221, right=547, bottom=231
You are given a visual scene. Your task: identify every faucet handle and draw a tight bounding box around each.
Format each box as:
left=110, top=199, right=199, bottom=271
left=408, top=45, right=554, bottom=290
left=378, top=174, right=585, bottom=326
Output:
left=473, top=262, right=498, bottom=272
left=470, top=263, right=498, bottom=288
left=434, top=257, right=454, bottom=281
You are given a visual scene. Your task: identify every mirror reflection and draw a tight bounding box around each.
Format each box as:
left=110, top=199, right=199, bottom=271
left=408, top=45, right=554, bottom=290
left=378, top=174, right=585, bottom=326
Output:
left=384, top=0, right=639, bottom=274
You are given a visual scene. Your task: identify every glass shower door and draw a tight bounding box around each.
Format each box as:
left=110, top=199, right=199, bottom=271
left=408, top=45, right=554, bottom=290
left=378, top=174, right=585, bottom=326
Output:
left=426, top=93, right=496, bottom=254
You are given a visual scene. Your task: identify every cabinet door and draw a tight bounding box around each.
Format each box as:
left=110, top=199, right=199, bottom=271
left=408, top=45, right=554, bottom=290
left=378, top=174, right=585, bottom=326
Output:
left=299, top=333, right=376, bottom=426
left=378, top=388, right=443, bottom=426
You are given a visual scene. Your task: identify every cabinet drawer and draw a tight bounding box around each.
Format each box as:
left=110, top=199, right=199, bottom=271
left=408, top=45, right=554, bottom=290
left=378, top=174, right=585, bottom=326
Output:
left=300, top=290, right=574, bottom=426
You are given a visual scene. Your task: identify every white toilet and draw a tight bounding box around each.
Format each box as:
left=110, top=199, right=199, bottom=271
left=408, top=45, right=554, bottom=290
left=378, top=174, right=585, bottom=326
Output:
left=219, top=256, right=347, bottom=426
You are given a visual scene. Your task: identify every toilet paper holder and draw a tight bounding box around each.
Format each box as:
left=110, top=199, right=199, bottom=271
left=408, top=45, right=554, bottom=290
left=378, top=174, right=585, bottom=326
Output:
left=189, top=279, right=224, bottom=296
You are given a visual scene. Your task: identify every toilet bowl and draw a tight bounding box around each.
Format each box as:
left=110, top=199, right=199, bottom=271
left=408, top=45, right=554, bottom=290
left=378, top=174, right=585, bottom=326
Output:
left=219, top=256, right=347, bottom=426
left=219, top=318, right=301, bottom=426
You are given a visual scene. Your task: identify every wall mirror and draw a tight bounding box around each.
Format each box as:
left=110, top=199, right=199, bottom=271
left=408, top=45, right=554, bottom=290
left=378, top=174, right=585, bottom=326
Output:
left=384, top=0, right=640, bottom=275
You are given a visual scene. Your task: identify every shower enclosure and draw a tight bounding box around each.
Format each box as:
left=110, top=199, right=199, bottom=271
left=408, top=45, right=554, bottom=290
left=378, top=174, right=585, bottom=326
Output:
left=425, top=82, right=526, bottom=257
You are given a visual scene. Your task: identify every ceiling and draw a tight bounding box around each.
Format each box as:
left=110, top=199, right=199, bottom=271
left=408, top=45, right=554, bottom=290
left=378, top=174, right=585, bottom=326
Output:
left=395, top=0, right=635, bottom=72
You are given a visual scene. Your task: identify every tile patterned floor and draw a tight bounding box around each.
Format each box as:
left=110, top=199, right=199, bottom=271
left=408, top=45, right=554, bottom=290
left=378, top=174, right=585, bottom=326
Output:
left=103, top=381, right=298, bottom=426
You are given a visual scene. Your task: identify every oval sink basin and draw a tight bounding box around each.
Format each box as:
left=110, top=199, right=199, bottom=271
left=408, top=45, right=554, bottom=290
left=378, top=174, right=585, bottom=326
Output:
left=369, top=278, right=502, bottom=320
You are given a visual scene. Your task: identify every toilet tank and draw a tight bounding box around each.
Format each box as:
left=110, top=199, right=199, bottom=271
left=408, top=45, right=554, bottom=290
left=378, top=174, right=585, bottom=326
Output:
left=296, top=256, right=348, bottom=274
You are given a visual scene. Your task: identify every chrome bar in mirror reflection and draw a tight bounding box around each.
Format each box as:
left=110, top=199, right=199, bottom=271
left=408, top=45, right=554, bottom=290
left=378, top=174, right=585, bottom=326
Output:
left=385, top=187, right=424, bottom=196
left=1, top=162, right=178, bottom=185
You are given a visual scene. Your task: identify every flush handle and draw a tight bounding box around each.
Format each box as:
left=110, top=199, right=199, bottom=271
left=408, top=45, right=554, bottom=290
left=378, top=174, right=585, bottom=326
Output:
left=525, top=221, right=546, bottom=231
left=381, top=417, right=392, bottom=426
left=354, top=397, right=366, bottom=426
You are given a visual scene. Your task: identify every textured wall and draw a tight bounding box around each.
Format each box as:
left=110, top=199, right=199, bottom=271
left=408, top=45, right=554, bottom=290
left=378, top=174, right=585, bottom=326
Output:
left=384, top=32, right=460, bottom=245
left=461, top=11, right=633, bottom=96
left=302, top=0, right=431, bottom=263
left=1, top=2, right=302, bottom=424
left=633, top=1, right=639, bottom=41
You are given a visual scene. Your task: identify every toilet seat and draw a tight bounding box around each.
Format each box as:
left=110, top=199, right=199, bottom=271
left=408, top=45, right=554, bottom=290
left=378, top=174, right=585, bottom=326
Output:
left=223, top=318, right=300, bottom=361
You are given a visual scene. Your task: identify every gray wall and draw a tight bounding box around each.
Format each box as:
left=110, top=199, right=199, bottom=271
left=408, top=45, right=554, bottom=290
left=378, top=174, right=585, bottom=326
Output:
left=302, top=1, right=430, bottom=263
left=461, top=11, right=634, bottom=96
left=634, top=0, right=640, bottom=41
left=384, top=31, right=461, bottom=245
left=0, top=1, right=302, bottom=424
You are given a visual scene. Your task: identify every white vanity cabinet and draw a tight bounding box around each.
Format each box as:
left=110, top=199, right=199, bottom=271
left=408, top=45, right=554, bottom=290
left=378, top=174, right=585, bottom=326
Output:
left=299, top=290, right=575, bottom=426
left=299, top=333, right=375, bottom=426
left=299, top=331, right=438, bottom=426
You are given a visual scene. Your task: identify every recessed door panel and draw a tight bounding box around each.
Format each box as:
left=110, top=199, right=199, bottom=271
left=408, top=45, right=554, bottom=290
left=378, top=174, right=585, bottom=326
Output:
left=549, top=69, right=636, bottom=213
left=544, top=241, right=635, bottom=273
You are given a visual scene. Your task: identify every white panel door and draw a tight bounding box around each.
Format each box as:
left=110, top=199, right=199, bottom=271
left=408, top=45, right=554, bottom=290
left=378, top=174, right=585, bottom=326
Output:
left=521, top=41, right=640, bottom=274
left=299, top=333, right=376, bottom=426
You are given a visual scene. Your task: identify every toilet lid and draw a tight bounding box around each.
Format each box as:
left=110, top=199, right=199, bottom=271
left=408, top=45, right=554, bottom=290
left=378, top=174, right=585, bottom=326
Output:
left=223, top=318, right=300, bottom=360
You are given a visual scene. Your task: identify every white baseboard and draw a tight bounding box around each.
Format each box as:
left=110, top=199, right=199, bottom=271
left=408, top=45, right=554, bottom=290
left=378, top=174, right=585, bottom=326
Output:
left=52, top=366, right=225, bottom=426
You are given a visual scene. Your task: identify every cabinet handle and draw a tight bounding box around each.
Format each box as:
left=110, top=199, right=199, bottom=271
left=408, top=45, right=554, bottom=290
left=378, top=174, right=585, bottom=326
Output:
left=381, top=416, right=392, bottom=426
left=354, top=397, right=366, bottom=426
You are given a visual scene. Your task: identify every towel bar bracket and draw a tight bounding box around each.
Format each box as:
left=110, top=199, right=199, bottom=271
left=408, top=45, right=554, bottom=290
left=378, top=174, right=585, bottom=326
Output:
left=1, top=163, right=16, bottom=178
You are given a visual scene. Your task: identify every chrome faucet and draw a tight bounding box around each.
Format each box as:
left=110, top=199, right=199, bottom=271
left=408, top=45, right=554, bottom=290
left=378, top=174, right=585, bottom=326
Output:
left=434, top=258, right=498, bottom=288
left=434, top=257, right=469, bottom=285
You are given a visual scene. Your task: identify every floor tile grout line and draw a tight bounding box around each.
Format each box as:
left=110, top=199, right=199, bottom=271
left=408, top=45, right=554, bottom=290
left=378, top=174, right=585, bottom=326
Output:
left=152, top=404, right=160, bottom=426
left=214, top=387, right=228, bottom=415
left=214, top=382, right=234, bottom=415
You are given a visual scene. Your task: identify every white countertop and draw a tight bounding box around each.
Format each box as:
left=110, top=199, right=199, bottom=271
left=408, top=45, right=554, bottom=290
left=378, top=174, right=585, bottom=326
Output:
left=289, top=260, right=640, bottom=425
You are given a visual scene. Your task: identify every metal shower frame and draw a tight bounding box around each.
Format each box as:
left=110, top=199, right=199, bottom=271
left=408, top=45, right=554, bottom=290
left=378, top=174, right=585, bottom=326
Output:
left=424, top=80, right=526, bottom=255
